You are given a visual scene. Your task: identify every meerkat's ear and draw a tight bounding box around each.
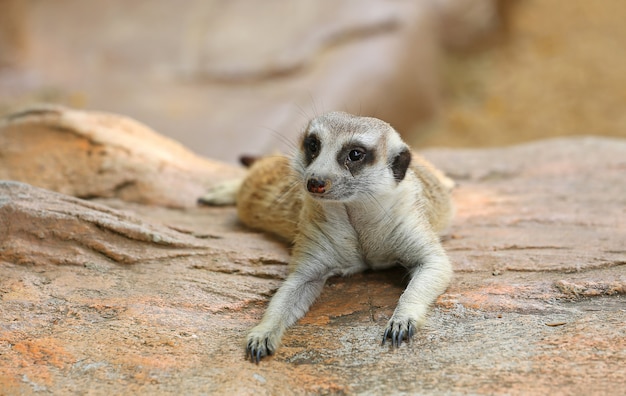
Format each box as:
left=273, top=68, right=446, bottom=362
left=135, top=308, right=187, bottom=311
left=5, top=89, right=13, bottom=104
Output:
left=390, top=147, right=411, bottom=182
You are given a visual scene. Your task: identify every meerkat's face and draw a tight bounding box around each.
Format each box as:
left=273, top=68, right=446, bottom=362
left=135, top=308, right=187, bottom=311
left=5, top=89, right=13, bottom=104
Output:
left=293, top=112, right=412, bottom=202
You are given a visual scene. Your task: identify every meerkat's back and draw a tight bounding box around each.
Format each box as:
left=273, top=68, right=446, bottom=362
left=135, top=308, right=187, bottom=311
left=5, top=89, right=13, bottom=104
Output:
left=408, top=154, right=455, bottom=234
left=236, top=156, right=301, bottom=241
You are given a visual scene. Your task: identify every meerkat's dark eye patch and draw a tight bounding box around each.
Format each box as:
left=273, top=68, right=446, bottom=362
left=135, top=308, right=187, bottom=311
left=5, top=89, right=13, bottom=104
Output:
left=302, top=134, right=321, bottom=165
left=338, top=144, right=375, bottom=175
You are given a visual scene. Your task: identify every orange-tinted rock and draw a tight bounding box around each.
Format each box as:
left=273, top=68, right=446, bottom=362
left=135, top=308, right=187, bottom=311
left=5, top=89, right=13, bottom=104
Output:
left=0, top=105, right=244, bottom=207
left=0, top=181, right=211, bottom=266
left=1, top=136, right=625, bottom=394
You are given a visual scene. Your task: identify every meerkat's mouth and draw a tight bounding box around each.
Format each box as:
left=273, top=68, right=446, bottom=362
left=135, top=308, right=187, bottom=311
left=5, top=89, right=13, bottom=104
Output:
left=306, top=189, right=330, bottom=199
left=308, top=192, right=330, bottom=200
left=307, top=189, right=355, bottom=202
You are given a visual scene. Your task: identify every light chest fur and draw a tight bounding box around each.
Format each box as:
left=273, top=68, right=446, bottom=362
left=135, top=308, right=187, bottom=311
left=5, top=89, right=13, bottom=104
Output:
left=298, top=171, right=433, bottom=275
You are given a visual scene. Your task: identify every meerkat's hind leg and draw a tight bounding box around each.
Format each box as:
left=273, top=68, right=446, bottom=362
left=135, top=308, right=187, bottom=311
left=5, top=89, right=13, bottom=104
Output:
left=197, top=154, right=263, bottom=206
left=197, top=178, right=244, bottom=206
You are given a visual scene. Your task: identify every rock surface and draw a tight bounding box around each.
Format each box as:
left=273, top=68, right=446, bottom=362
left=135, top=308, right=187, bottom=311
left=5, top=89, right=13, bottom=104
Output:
left=0, top=0, right=503, bottom=163
left=0, top=105, right=243, bottom=208
left=1, top=136, right=625, bottom=394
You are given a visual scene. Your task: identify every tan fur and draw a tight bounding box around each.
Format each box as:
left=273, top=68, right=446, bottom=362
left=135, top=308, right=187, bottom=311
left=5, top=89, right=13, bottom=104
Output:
left=237, top=153, right=454, bottom=241
left=235, top=156, right=300, bottom=242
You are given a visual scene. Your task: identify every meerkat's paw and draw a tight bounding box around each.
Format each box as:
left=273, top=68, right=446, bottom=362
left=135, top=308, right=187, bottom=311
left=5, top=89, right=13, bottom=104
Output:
left=245, top=326, right=282, bottom=363
left=382, top=316, right=418, bottom=348
left=197, top=178, right=243, bottom=206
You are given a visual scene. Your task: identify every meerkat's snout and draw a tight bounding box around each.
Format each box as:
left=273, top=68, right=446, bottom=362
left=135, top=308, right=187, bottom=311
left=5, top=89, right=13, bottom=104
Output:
left=306, top=177, right=328, bottom=194
left=306, top=179, right=325, bottom=193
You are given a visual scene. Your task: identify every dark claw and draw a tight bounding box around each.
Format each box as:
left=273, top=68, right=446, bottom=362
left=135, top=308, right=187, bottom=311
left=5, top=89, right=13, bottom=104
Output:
left=246, top=338, right=272, bottom=363
left=398, top=329, right=405, bottom=347
left=265, top=339, right=272, bottom=356
left=383, top=321, right=417, bottom=348
left=382, top=327, right=390, bottom=345
left=245, top=342, right=252, bottom=360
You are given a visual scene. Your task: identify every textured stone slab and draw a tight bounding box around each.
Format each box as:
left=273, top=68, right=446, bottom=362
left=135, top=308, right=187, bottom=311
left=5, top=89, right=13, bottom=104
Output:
left=1, top=137, right=625, bottom=394
left=0, top=105, right=244, bottom=208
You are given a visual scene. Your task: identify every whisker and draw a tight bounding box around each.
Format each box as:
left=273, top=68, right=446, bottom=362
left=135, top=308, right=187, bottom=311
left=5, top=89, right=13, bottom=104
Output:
left=259, top=126, right=300, bottom=154
left=294, top=102, right=315, bottom=124
left=364, top=190, right=395, bottom=227
left=308, top=93, right=321, bottom=118
left=271, top=180, right=301, bottom=208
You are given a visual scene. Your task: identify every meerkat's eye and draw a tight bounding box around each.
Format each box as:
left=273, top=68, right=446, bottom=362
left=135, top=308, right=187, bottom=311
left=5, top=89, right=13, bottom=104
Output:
left=348, top=149, right=365, bottom=162
left=304, top=135, right=320, bottom=155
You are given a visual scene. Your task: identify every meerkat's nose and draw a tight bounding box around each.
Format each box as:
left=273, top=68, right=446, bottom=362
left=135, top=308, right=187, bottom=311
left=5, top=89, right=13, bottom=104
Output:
left=307, top=178, right=327, bottom=194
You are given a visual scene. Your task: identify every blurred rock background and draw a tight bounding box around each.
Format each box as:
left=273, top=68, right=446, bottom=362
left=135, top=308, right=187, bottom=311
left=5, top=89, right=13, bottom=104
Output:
left=1, top=0, right=625, bottom=164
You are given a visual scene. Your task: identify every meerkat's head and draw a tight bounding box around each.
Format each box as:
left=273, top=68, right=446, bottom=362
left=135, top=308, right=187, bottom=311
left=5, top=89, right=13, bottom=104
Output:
left=293, top=112, right=411, bottom=202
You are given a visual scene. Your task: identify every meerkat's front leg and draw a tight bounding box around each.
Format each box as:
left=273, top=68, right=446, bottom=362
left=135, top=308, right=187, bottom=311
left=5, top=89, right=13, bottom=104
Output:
left=246, top=264, right=331, bottom=363
left=382, top=241, right=452, bottom=347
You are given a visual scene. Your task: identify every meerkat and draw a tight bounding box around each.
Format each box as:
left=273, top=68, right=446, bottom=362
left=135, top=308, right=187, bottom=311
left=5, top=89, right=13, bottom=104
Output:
left=200, top=111, right=455, bottom=363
